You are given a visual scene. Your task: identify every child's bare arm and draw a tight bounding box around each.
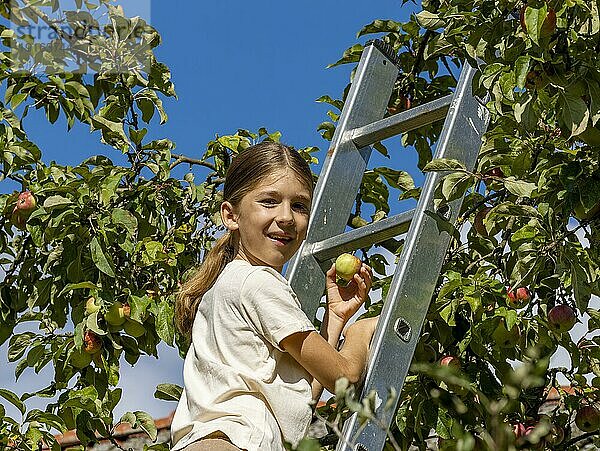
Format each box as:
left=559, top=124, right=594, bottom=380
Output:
left=280, top=316, right=378, bottom=396
left=306, top=262, right=372, bottom=401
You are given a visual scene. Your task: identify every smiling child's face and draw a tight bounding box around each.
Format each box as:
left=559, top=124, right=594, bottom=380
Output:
left=221, top=168, right=312, bottom=273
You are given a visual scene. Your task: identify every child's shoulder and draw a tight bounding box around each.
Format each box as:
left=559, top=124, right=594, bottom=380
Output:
left=219, top=259, right=288, bottom=290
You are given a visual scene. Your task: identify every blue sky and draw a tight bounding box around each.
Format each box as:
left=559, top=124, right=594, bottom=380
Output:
left=0, top=0, right=419, bottom=427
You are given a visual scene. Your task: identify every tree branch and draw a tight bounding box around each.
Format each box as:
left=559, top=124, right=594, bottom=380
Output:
left=441, top=56, right=459, bottom=85
left=169, top=154, right=216, bottom=171
left=410, top=29, right=434, bottom=80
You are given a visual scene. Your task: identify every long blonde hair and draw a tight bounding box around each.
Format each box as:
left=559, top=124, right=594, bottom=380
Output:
left=175, top=141, right=314, bottom=336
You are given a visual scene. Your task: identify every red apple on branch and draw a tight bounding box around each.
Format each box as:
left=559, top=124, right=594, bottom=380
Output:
left=483, top=167, right=505, bottom=190
left=16, top=191, right=36, bottom=214
left=83, top=330, right=102, bottom=354
left=507, top=287, right=531, bottom=309
left=439, top=355, right=461, bottom=371
left=485, top=167, right=505, bottom=179
left=575, top=405, right=600, bottom=432
left=547, top=304, right=576, bottom=333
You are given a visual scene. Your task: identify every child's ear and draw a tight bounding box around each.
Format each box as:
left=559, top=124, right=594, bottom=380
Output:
left=220, top=201, right=239, bottom=231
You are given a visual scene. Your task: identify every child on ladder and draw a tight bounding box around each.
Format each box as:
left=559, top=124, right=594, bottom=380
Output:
left=170, top=141, right=379, bottom=451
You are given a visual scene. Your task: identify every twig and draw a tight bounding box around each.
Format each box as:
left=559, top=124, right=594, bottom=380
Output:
left=563, top=430, right=599, bottom=447
left=441, top=56, right=458, bottom=85
left=169, top=154, right=216, bottom=171
left=460, top=189, right=506, bottom=221
left=410, top=30, right=434, bottom=80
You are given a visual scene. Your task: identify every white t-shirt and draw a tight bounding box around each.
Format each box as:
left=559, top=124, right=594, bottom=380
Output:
left=170, top=259, right=317, bottom=451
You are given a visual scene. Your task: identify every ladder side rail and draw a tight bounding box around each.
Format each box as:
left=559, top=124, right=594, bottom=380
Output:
left=286, top=43, right=398, bottom=319
left=337, top=62, right=490, bottom=451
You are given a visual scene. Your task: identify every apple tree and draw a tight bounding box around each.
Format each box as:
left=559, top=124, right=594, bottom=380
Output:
left=0, top=1, right=323, bottom=449
left=312, top=0, right=600, bottom=449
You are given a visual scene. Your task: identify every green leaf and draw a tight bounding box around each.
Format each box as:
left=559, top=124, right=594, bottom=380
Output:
left=435, top=407, right=453, bottom=439
left=588, top=309, right=600, bottom=332
left=587, top=79, right=600, bottom=126
left=0, top=388, right=25, bottom=415
left=153, top=383, right=182, bottom=402
left=25, top=409, right=66, bottom=432
left=560, top=93, right=589, bottom=138
left=8, top=332, right=35, bottom=362
left=43, top=195, right=72, bottom=209
left=514, top=55, right=530, bottom=89
left=135, top=90, right=167, bottom=124
left=571, top=262, right=592, bottom=311
left=488, top=202, right=540, bottom=219
left=10, top=93, right=28, bottom=109
left=129, top=127, right=148, bottom=145
left=423, top=158, right=467, bottom=172
left=374, top=167, right=415, bottom=190
left=357, top=19, right=401, bottom=38
left=328, top=44, right=363, bottom=68
left=112, top=208, right=138, bottom=236
left=64, top=386, right=98, bottom=411
left=424, top=209, right=461, bottom=241
left=439, top=299, right=457, bottom=326
left=90, top=236, right=116, bottom=278
left=58, top=281, right=99, bottom=297
left=27, top=224, right=44, bottom=247
left=100, top=173, right=123, bottom=205
left=442, top=173, right=473, bottom=202
left=294, top=438, right=321, bottom=451
left=134, top=411, right=157, bottom=441
left=90, top=115, right=130, bottom=151
left=464, top=293, right=482, bottom=315
left=86, top=311, right=106, bottom=336
left=415, top=11, right=444, bottom=29
left=523, top=5, right=547, bottom=45
left=120, top=411, right=137, bottom=428
left=315, top=95, right=343, bottom=111
left=504, top=177, right=537, bottom=197
left=155, top=300, right=174, bottom=345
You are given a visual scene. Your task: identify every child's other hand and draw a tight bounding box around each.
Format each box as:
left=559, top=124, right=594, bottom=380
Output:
left=325, top=261, right=372, bottom=324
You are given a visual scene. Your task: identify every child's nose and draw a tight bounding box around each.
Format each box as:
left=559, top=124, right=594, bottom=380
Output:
left=276, top=204, right=294, bottom=224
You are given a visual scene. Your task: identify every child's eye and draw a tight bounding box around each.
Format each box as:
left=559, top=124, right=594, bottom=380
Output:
left=294, top=203, right=310, bottom=213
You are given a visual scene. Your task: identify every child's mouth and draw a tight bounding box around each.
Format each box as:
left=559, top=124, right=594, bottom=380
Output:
left=267, top=234, right=293, bottom=246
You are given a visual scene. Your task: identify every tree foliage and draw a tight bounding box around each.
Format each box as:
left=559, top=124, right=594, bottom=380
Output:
left=0, top=1, right=318, bottom=449
left=1, top=0, right=600, bottom=450
left=313, top=0, right=600, bottom=449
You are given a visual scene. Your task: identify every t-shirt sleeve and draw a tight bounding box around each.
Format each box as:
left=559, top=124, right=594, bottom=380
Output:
left=240, top=268, right=316, bottom=351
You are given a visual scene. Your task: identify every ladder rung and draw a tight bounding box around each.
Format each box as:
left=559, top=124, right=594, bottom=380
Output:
left=310, top=209, right=414, bottom=262
left=350, top=94, right=453, bottom=148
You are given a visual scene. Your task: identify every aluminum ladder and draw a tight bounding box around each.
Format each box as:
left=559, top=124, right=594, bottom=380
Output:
left=285, top=39, right=490, bottom=451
